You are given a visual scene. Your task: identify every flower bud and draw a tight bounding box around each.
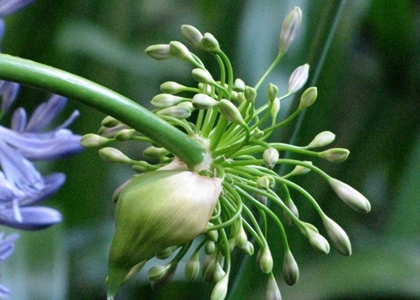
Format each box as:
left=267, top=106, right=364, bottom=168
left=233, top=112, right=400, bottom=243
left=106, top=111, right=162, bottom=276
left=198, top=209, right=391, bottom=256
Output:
left=181, top=25, right=203, bottom=48
left=218, top=99, right=246, bottom=126
left=259, top=246, right=273, bottom=274
left=151, top=264, right=177, bottom=290
left=253, top=192, right=268, bottom=206
left=266, top=275, right=282, bottom=300
left=297, top=87, right=317, bottom=110
left=148, top=264, right=171, bottom=282
left=210, top=275, right=228, bottom=300
left=233, top=78, right=246, bottom=92
left=201, top=32, right=220, bottom=52
left=287, top=161, right=312, bottom=177
left=151, top=93, right=188, bottom=108
left=143, top=146, right=170, bottom=159
left=107, top=170, right=222, bottom=297
left=192, top=68, right=217, bottom=85
left=253, top=128, right=264, bottom=140
left=263, top=147, right=279, bottom=169
left=270, top=97, right=281, bottom=121
left=328, top=178, right=371, bottom=213
left=283, top=197, right=299, bottom=226
left=282, top=250, right=299, bottom=286
left=302, top=226, right=330, bottom=254
left=319, top=148, right=349, bottom=162
left=213, top=263, right=226, bottom=282
left=80, top=133, right=110, bottom=148
left=145, top=44, right=173, bottom=60
left=101, top=115, right=120, bottom=127
left=241, top=241, right=254, bottom=256
left=160, top=81, right=188, bottom=94
left=169, top=41, right=195, bottom=63
left=206, top=227, right=219, bottom=242
left=155, top=246, right=178, bottom=259
left=279, top=6, right=302, bottom=53
left=256, top=176, right=270, bottom=190
left=192, top=93, right=219, bottom=109
left=235, top=224, right=248, bottom=249
left=322, top=216, right=352, bottom=256
left=307, top=131, right=335, bottom=148
left=267, top=83, right=279, bottom=102
left=288, top=64, right=309, bottom=94
left=115, top=129, right=137, bottom=141
left=205, top=241, right=216, bottom=255
left=185, top=252, right=200, bottom=280
left=158, top=105, right=191, bottom=119
left=99, top=147, right=131, bottom=164
left=244, top=86, right=257, bottom=103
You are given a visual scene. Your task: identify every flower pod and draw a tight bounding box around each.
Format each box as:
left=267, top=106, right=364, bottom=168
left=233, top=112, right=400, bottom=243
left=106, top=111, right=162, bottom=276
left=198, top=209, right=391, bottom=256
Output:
left=99, top=147, right=131, bottom=164
left=297, top=87, right=317, bottom=110
left=233, top=78, right=246, bottom=92
left=244, top=86, right=257, bottom=103
left=181, top=25, right=203, bottom=48
left=107, top=170, right=222, bottom=297
left=158, top=105, right=192, bottom=119
left=218, top=99, right=246, bottom=126
left=192, top=93, right=219, bottom=109
left=266, top=274, right=282, bottom=300
left=302, top=226, right=330, bottom=254
left=259, top=246, right=273, bottom=274
left=80, top=133, right=110, bottom=148
left=279, top=6, right=302, bottom=53
left=185, top=251, right=201, bottom=280
left=282, top=250, right=299, bottom=286
left=322, top=216, right=352, bottom=256
left=288, top=64, right=309, bottom=94
left=192, top=68, right=217, bottom=85
left=267, top=83, right=279, bottom=102
left=101, top=115, right=120, bottom=127
left=319, top=148, right=349, bottom=163
left=263, top=147, right=279, bottom=169
left=328, top=178, right=371, bottom=213
left=160, top=81, right=188, bottom=94
left=169, top=41, right=196, bottom=63
left=211, top=275, right=229, bottom=300
left=151, top=93, right=188, bottom=108
left=201, top=32, right=220, bottom=52
left=307, top=131, right=335, bottom=148
left=145, top=44, right=173, bottom=60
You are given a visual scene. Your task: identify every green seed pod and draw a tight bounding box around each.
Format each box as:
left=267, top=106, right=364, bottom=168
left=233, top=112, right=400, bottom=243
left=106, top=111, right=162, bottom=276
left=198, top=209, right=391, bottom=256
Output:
left=107, top=170, right=222, bottom=297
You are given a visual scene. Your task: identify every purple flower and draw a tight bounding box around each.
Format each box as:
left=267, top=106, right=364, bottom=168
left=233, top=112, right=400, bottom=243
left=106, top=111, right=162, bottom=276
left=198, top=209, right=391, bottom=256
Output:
left=0, top=0, right=36, bottom=18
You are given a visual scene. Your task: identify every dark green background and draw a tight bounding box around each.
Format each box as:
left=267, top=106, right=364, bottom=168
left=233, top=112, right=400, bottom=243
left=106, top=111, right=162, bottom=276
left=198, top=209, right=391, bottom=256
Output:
left=1, top=0, right=419, bottom=299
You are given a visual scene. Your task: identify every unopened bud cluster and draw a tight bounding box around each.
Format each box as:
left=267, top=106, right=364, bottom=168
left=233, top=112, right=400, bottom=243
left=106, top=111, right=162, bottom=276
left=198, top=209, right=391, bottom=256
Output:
left=81, top=6, right=371, bottom=300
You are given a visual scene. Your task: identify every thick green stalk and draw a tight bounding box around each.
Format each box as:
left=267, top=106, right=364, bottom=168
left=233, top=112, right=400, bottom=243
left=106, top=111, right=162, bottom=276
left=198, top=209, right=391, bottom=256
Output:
left=0, top=54, right=206, bottom=170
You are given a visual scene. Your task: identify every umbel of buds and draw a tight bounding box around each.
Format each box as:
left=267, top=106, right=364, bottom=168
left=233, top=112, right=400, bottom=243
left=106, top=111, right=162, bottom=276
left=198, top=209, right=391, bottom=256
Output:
left=107, top=170, right=222, bottom=297
left=80, top=5, right=371, bottom=300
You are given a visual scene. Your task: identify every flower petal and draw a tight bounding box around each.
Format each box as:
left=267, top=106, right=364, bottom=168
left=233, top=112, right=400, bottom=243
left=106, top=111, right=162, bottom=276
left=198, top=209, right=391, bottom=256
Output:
left=0, top=206, right=62, bottom=230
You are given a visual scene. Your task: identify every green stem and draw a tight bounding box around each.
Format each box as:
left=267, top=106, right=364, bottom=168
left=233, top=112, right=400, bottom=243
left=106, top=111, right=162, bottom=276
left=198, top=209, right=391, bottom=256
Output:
left=0, top=54, right=206, bottom=170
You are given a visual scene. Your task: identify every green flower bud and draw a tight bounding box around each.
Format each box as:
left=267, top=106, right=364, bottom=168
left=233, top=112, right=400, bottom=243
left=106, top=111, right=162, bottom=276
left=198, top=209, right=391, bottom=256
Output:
left=145, top=44, right=173, bottom=60
left=287, top=161, right=312, bottom=177
left=266, top=275, right=282, bottom=300
left=203, top=255, right=217, bottom=282
left=244, top=86, right=257, bottom=103
left=322, top=216, right=352, bottom=256
left=151, top=264, right=177, bottom=290
left=319, top=148, right=349, bottom=162
left=302, top=226, right=330, bottom=254
left=205, top=241, right=216, bottom=255
left=213, top=263, right=226, bottom=282
left=143, top=146, right=170, bottom=159
left=236, top=224, right=248, bottom=249
left=107, top=170, right=222, bottom=297
left=297, top=87, right=317, bottom=110
left=283, top=197, right=299, bottom=226
left=253, top=128, right=264, bottom=140
left=80, top=133, right=110, bottom=148
left=192, top=68, right=217, bottom=85
left=99, top=147, right=131, bottom=164
left=98, top=123, right=130, bottom=138
left=328, top=178, right=371, bottom=213
left=256, top=176, right=270, bottom=190
left=169, top=41, right=195, bottom=63
left=151, top=93, right=188, bottom=108
left=282, top=250, right=299, bottom=286
left=233, top=78, right=246, bottom=92
left=192, top=93, right=219, bottom=109
left=206, top=227, right=219, bottom=242
left=101, top=115, right=120, bottom=127
left=307, top=131, right=335, bottom=148
left=259, top=246, right=273, bottom=274
left=185, top=251, right=201, bottom=280
left=218, top=99, right=246, bottom=126
left=160, top=81, right=188, bottom=94
left=201, top=32, right=220, bottom=52
left=263, top=147, right=279, bottom=169
left=115, top=129, right=136, bottom=141
left=279, top=6, right=302, bottom=53
left=288, top=64, right=309, bottom=94
left=148, top=264, right=171, bottom=282
left=270, top=97, right=281, bottom=121
left=241, top=241, right=254, bottom=256
left=210, top=275, right=228, bottom=300
left=181, top=25, right=203, bottom=48
left=253, top=192, right=268, bottom=206
left=267, top=83, right=279, bottom=102
left=158, top=105, right=192, bottom=119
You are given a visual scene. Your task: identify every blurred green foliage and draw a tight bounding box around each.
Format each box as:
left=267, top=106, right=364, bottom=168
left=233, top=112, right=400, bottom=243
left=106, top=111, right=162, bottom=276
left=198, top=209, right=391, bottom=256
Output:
left=1, top=0, right=419, bottom=299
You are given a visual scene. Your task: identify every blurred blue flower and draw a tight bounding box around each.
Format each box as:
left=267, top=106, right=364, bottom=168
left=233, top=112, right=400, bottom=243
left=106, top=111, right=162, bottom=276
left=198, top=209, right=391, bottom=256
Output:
left=0, top=0, right=36, bottom=18
left=0, top=232, right=18, bottom=298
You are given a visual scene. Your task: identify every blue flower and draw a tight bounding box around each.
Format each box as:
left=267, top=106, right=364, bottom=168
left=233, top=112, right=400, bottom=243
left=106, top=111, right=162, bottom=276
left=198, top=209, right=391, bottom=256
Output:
left=0, top=94, right=82, bottom=229
left=0, top=232, right=19, bottom=298
left=0, top=0, right=36, bottom=18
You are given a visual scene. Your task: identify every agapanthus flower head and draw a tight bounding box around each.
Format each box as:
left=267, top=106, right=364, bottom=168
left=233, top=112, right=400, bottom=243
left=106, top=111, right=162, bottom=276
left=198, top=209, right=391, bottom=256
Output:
left=83, top=6, right=370, bottom=299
